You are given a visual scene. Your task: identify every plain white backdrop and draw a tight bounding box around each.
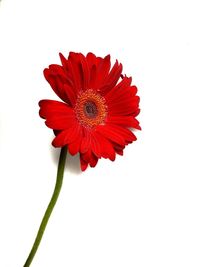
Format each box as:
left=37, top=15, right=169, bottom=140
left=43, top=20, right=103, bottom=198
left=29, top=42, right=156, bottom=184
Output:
left=0, top=0, right=200, bottom=266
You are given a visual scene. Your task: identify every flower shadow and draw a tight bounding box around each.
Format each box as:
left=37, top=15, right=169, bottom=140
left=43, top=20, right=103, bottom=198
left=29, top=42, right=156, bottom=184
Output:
left=50, top=146, right=81, bottom=175
left=66, top=153, right=82, bottom=175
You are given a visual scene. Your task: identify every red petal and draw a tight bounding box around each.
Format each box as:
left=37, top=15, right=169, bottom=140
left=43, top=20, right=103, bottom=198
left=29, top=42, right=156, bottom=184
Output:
left=80, top=130, right=91, bottom=153
left=63, top=84, right=77, bottom=107
left=52, top=129, right=69, bottom=147
left=81, top=150, right=98, bottom=168
left=86, top=53, right=97, bottom=88
left=39, top=100, right=73, bottom=118
left=59, top=52, right=68, bottom=69
left=108, top=96, right=140, bottom=116
left=86, top=52, right=97, bottom=66
left=90, top=132, right=101, bottom=158
left=45, top=116, right=75, bottom=130
left=114, top=145, right=124, bottom=156
left=94, top=131, right=116, bottom=161
left=94, top=55, right=111, bottom=89
left=44, top=66, right=69, bottom=104
left=106, top=116, right=141, bottom=130
left=100, top=60, right=123, bottom=94
left=133, top=108, right=141, bottom=117
left=68, top=127, right=83, bottom=155
left=96, top=125, right=125, bottom=146
left=79, top=53, right=90, bottom=90
left=68, top=139, right=81, bottom=155
left=52, top=123, right=80, bottom=147
left=39, top=100, right=76, bottom=130
left=80, top=155, right=88, bottom=171
left=89, top=153, right=98, bottom=168
left=68, top=52, right=82, bottom=92
left=107, top=125, right=137, bottom=143
left=105, top=76, right=132, bottom=103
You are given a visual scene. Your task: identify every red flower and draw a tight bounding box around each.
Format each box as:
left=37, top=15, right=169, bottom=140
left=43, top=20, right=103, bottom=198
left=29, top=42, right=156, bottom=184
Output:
left=39, top=52, right=141, bottom=171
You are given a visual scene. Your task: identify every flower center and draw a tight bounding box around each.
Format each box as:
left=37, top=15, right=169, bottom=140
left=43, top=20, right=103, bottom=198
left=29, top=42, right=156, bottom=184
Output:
left=75, top=89, right=107, bottom=128
left=84, top=101, right=98, bottom=118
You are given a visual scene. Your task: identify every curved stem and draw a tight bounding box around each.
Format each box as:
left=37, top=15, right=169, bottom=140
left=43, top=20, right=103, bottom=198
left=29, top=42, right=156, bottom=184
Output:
left=23, top=146, right=67, bottom=267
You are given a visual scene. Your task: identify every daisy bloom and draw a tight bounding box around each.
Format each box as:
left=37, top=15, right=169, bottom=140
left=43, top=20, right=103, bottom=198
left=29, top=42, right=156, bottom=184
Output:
left=39, top=52, right=141, bottom=171
left=23, top=52, right=140, bottom=267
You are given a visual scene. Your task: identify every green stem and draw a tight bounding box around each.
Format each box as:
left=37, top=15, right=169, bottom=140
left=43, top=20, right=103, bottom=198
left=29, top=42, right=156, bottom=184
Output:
left=23, top=146, right=68, bottom=267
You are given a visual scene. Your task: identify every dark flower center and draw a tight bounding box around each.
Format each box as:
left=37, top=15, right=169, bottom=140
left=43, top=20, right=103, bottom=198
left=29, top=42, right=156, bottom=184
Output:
left=75, top=89, right=107, bottom=128
left=84, top=101, right=98, bottom=118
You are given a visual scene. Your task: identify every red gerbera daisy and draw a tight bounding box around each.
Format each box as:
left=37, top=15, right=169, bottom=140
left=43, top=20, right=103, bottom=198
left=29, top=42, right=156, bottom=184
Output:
left=39, top=52, right=141, bottom=171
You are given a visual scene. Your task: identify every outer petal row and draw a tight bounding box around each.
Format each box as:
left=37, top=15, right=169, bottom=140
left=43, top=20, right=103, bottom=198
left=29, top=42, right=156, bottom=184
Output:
left=44, top=52, right=124, bottom=108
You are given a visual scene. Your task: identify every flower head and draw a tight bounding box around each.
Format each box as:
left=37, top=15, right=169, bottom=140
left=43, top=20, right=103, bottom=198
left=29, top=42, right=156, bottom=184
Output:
left=39, top=52, right=141, bottom=171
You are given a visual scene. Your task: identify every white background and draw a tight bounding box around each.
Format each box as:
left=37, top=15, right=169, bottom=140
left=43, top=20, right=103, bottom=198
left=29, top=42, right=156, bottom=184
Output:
left=0, top=0, right=200, bottom=266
